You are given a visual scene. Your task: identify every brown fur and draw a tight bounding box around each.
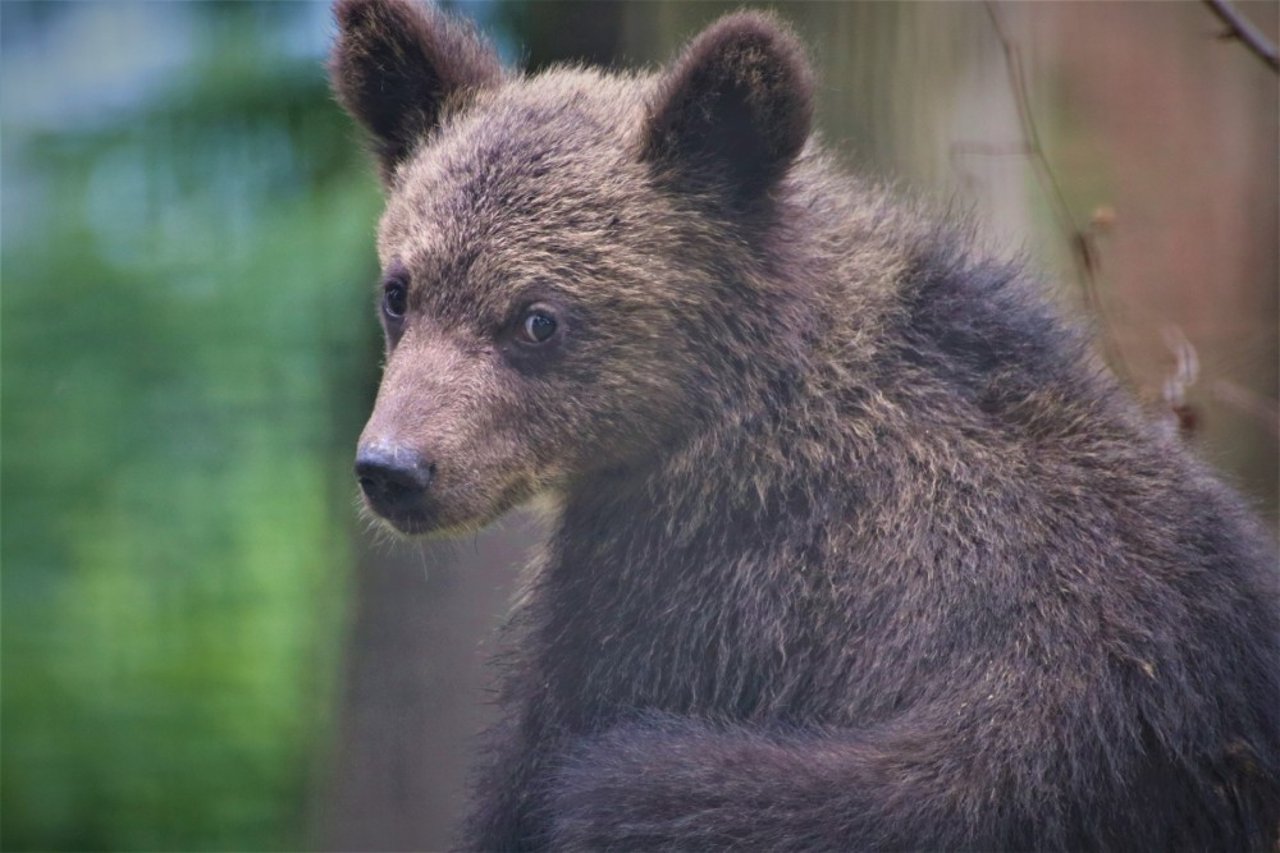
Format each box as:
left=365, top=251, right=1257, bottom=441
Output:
left=331, top=2, right=1280, bottom=849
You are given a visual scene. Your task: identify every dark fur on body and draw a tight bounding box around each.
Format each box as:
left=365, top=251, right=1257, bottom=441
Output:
left=330, top=2, right=1280, bottom=849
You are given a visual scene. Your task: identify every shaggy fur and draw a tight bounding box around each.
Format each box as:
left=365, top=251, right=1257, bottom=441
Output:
left=330, top=2, right=1280, bottom=850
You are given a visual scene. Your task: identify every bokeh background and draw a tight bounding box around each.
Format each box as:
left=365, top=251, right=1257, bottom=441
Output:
left=2, top=2, right=1276, bottom=850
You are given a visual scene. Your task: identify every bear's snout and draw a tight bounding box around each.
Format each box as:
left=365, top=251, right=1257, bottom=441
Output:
left=355, top=444, right=435, bottom=519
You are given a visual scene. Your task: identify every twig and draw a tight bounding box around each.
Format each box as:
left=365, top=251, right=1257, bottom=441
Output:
left=983, top=2, right=1132, bottom=384
left=1203, top=0, right=1280, bottom=73
left=1212, top=378, right=1280, bottom=439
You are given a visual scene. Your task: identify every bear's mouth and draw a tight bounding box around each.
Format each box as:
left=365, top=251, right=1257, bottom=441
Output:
left=378, top=508, right=438, bottom=536
left=361, top=495, right=442, bottom=537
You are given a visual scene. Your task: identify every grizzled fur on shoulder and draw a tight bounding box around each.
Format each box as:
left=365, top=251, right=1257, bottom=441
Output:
left=330, top=2, right=1280, bottom=850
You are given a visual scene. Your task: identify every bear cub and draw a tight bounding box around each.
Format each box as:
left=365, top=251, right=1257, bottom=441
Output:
left=331, top=1, right=1280, bottom=849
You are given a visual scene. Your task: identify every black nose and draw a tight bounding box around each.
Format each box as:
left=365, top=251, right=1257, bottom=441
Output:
left=355, top=446, right=435, bottom=508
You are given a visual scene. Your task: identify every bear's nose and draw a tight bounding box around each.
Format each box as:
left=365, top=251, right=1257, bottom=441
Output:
left=355, top=446, right=435, bottom=508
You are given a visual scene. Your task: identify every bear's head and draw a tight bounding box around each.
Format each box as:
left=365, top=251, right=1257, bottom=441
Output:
left=331, top=0, right=814, bottom=535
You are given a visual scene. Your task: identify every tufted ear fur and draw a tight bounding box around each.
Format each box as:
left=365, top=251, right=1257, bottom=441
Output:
left=641, top=12, right=815, bottom=206
left=329, top=0, right=502, bottom=184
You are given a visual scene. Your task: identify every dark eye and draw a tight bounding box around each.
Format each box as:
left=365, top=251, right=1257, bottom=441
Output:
left=383, top=280, right=407, bottom=319
left=520, top=309, right=557, bottom=344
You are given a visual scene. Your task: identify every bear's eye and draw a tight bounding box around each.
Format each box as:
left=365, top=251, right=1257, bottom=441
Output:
left=520, top=309, right=557, bottom=344
left=383, top=279, right=407, bottom=319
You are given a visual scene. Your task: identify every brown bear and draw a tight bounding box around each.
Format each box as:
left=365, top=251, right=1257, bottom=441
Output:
left=329, top=1, right=1280, bottom=849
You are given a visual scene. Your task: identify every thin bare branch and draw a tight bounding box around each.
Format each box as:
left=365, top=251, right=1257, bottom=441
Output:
left=1203, top=0, right=1280, bottom=73
left=1212, top=378, right=1280, bottom=439
left=983, top=1, right=1132, bottom=384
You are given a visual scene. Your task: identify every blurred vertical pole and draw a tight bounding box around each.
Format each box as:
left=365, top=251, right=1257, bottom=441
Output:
left=320, top=525, right=537, bottom=851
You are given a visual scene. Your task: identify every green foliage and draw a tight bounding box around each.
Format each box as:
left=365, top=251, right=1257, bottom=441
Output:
left=1, top=5, right=383, bottom=849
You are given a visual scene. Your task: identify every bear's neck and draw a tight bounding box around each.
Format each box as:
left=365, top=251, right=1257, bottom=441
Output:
left=536, top=341, right=858, bottom=722
left=528, top=179, right=904, bottom=723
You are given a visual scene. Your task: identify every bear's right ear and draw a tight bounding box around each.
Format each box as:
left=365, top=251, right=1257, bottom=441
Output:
left=640, top=12, right=814, bottom=207
left=329, top=0, right=502, bottom=185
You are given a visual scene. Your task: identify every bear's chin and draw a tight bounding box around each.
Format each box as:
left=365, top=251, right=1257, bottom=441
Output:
left=378, top=513, right=441, bottom=537
left=359, top=496, right=447, bottom=538
left=366, top=499, right=517, bottom=540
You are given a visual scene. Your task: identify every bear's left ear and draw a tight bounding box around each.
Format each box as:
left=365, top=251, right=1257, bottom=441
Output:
left=330, top=0, right=503, bottom=185
left=640, top=12, right=814, bottom=206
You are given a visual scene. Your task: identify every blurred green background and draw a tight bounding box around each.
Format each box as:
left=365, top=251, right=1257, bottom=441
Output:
left=2, top=2, right=1275, bottom=851
left=2, top=4, right=383, bottom=849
